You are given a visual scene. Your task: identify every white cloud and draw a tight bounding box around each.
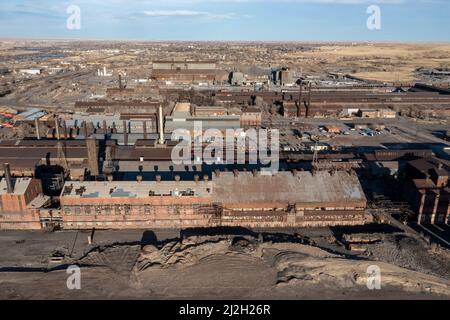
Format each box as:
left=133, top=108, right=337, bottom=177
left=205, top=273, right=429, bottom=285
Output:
left=141, top=10, right=235, bottom=19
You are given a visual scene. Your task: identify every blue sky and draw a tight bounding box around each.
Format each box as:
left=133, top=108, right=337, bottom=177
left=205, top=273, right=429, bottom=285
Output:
left=0, top=0, right=449, bottom=41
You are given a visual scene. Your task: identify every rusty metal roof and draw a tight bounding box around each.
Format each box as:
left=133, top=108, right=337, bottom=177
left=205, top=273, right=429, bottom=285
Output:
left=212, top=171, right=366, bottom=206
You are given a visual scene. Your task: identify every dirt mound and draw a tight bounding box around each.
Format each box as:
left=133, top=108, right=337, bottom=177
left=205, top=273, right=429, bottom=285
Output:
left=133, top=236, right=450, bottom=298
left=78, top=244, right=141, bottom=274
left=135, top=235, right=259, bottom=271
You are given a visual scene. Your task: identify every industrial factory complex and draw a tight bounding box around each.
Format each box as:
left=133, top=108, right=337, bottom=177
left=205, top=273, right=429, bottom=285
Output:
left=1, top=36, right=450, bottom=302
left=2, top=0, right=450, bottom=299
left=0, top=43, right=449, bottom=237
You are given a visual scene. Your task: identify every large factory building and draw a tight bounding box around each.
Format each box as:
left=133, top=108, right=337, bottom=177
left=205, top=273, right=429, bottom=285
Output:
left=165, top=102, right=241, bottom=134
left=151, top=60, right=228, bottom=84
left=57, top=170, right=367, bottom=230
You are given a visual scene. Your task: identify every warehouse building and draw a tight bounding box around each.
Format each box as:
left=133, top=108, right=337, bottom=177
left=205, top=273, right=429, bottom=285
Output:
left=74, top=100, right=160, bottom=114
left=0, top=139, right=98, bottom=182
left=56, top=170, right=367, bottom=230
left=64, top=113, right=156, bottom=139
left=165, top=103, right=241, bottom=134
left=14, top=108, right=46, bottom=121
left=214, top=171, right=367, bottom=227
left=151, top=60, right=228, bottom=84
left=240, top=107, right=262, bottom=127
left=357, top=108, right=397, bottom=119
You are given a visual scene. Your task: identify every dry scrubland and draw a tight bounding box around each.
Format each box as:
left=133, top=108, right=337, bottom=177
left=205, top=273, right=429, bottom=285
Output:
left=289, top=43, right=450, bottom=81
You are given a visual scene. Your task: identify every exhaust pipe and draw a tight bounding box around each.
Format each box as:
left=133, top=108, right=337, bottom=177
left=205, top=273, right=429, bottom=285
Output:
left=55, top=116, right=61, bottom=140
left=35, top=118, right=41, bottom=140
left=143, top=120, right=147, bottom=140
left=158, top=105, right=164, bottom=145
left=123, top=120, right=128, bottom=146
left=3, top=163, right=13, bottom=193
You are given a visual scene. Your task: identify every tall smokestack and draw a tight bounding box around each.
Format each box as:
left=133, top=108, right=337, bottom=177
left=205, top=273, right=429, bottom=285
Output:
left=143, top=120, right=147, bottom=140
left=123, top=120, right=128, bottom=146
left=83, top=121, right=88, bottom=138
left=35, top=118, right=41, bottom=140
left=55, top=116, right=61, bottom=140
left=118, top=74, right=123, bottom=90
left=3, top=163, right=13, bottom=193
left=86, top=137, right=99, bottom=176
left=298, top=79, right=303, bottom=104
left=306, top=82, right=312, bottom=118
left=63, top=120, right=68, bottom=140
left=158, top=105, right=164, bottom=145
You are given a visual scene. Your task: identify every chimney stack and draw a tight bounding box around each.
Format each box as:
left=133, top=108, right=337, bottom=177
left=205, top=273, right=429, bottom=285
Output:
left=55, top=116, right=61, bottom=140
left=86, top=137, right=99, bottom=177
left=305, top=82, right=312, bottom=118
left=63, top=120, right=68, bottom=140
left=118, top=74, right=123, bottom=90
left=83, top=121, right=88, bottom=138
left=3, top=163, right=13, bottom=193
left=143, top=120, right=147, bottom=140
left=158, top=105, right=165, bottom=145
left=123, top=120, right=128, bottom=146
left=35, top=118, right=41, bottom=140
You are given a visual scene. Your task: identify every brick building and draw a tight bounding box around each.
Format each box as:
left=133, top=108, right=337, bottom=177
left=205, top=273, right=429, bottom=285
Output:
left=151, top=60, right=228, bottom=84
left=404, top=158, right=450, bottom=224
left=0, top=164, right=49, bottom=229
left=57, top=170, right=367, bottom=230
left=240, top=107, right=262, bottom=127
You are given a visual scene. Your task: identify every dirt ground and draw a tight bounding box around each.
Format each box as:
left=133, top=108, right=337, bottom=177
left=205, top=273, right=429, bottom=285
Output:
left=1, top=232, right=449, bottom=300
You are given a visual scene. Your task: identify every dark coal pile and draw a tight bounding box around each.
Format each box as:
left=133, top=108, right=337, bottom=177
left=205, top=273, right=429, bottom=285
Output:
left=367, top=234, right=450, bottom=279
